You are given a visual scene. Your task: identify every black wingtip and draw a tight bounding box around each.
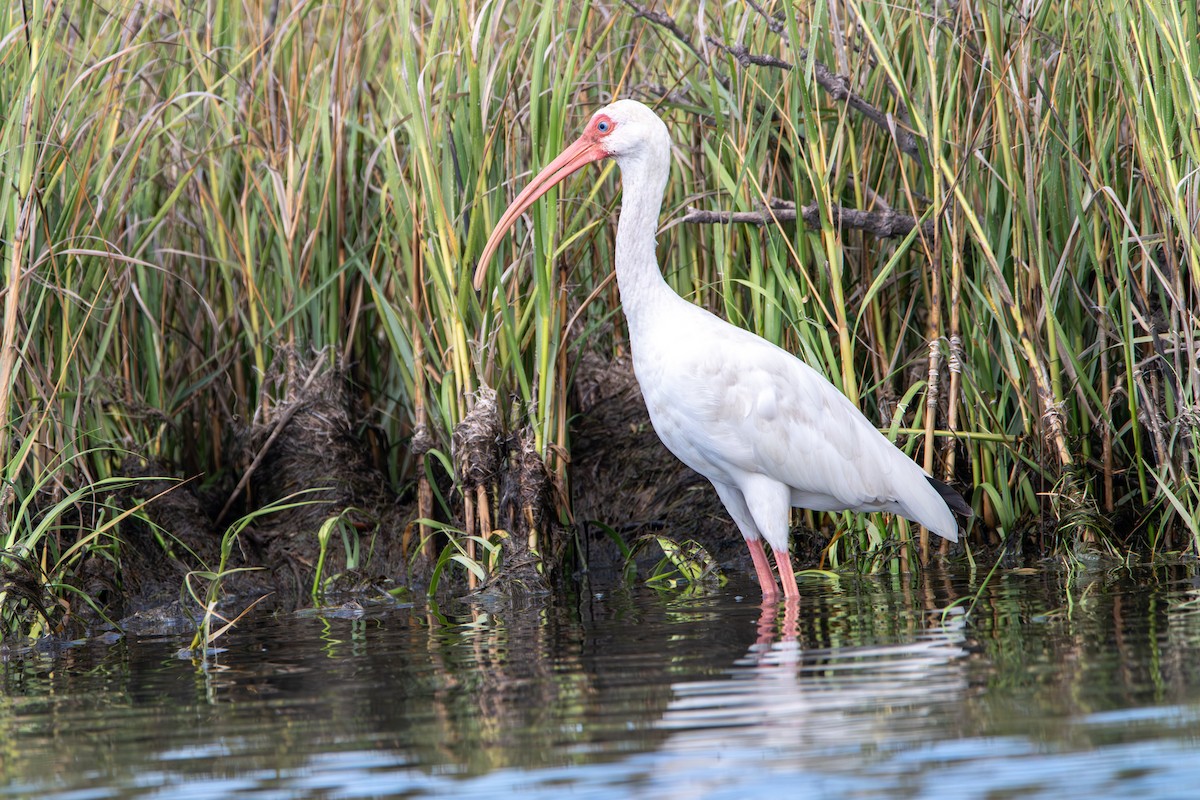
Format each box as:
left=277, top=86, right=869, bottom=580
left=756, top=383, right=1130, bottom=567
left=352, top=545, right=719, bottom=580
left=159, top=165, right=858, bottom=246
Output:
left=927, top=475, right=973, bottom=517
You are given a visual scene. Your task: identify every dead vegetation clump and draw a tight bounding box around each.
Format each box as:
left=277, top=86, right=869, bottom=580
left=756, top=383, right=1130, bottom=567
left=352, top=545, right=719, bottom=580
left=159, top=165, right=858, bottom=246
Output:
left=231, top=349, right=411, bottom=599
left=112, top=349, right=412, bottom=618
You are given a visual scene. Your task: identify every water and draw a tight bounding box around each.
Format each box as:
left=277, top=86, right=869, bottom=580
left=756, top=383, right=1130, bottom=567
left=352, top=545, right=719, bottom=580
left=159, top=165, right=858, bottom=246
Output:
left=3, top=564, right=1200, bottom=799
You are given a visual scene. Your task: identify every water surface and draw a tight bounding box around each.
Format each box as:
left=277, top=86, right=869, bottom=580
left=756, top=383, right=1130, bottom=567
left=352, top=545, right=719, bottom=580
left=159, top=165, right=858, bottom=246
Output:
left=3, top=564, right=1200, bottom=798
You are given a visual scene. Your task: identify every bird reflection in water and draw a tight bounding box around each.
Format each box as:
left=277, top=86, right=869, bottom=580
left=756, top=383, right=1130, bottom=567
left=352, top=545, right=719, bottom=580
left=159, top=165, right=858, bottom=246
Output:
left=656, top=595, right=970, bottom=779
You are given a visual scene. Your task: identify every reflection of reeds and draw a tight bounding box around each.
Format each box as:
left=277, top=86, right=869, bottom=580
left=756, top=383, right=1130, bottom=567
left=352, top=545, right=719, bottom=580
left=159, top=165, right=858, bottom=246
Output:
left=0, top=0, right=1198, bottom=630
left=421, top=599, right=600, bottom=772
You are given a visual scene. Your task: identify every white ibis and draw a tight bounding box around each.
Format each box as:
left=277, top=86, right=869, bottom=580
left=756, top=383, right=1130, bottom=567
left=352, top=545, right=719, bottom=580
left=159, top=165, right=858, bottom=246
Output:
left=475, top=99, right=970, bottom=600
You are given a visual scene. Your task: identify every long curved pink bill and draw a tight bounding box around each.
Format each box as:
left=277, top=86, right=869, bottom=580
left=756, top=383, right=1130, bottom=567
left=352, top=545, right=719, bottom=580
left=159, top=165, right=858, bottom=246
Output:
left=473, top=135, right=607, bottom=290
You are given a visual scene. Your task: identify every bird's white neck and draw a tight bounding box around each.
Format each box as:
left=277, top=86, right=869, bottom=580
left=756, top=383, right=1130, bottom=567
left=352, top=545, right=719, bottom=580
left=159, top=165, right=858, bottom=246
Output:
left=612, top=146, right=673, bottom=333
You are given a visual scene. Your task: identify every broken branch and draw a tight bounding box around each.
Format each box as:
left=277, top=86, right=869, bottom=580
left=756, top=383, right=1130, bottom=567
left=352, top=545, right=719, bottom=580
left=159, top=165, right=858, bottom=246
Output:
left=680, top=200, right=936, bottom=240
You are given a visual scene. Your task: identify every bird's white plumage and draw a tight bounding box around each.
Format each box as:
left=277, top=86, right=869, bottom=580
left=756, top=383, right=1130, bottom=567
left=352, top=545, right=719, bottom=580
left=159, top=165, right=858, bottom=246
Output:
left=632, top=291, right=957, bottom=553
left=593, top=100, right=960, bottom=558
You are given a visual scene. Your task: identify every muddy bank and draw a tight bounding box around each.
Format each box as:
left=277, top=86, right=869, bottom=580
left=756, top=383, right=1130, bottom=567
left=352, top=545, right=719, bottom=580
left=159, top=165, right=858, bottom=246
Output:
left=111, top=351, right=416, bottom=627
left=96, top=352, right=809, bottom=632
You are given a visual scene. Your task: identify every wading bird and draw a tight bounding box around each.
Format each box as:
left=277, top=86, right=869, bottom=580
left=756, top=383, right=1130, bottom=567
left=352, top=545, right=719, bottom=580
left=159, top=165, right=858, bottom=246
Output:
left=474, top=100, right=970, bottom=600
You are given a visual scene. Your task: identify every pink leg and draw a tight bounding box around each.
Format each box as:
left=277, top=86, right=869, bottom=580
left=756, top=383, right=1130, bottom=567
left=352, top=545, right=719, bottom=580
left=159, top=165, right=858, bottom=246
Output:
left=774, top=547, right=800, bottom=599
left=746, top=538, right=779, bottom=599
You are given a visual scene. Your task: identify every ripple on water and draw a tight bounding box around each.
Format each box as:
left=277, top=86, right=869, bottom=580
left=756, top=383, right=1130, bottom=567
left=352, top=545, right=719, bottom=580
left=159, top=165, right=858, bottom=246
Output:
left=3, top=567, right=1200, bottom=799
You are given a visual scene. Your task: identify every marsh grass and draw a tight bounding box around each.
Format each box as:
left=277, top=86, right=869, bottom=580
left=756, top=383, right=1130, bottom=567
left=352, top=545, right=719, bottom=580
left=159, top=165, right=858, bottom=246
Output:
left=0, top=0, right=1197, bottom=632
left=183, top=490, right=323, bottom=654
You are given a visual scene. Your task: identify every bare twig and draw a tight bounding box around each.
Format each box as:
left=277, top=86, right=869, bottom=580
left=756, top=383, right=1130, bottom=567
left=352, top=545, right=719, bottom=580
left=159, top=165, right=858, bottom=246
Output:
left=637, top=82, right=695, bottom=109
left=706, top=39, right=922, bottom=161
left=680, top=199, right=936, bottom=240
left=620, top=1, right=918, bottom=159
left=744, top=0, right=787, bottom=37
left=619, top=0, right=706, bottom=65
left=708, top=39, right=792, bottom=70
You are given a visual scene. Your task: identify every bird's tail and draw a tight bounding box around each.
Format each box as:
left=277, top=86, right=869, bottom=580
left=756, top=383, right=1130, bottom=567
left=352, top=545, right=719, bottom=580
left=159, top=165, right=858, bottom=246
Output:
left=926, top=476, right=973, bottom=518
left=890, top=471, right=963, bottom=543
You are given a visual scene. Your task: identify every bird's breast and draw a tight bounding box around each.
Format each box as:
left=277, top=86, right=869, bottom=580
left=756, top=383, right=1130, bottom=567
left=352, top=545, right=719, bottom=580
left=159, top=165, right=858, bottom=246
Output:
left=628, top=322, right=757, bottom=484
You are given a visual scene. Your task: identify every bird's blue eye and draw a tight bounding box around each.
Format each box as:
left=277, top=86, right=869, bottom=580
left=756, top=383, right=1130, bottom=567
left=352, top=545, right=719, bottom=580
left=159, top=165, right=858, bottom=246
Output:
left=597, top=120, right=609, bottom=132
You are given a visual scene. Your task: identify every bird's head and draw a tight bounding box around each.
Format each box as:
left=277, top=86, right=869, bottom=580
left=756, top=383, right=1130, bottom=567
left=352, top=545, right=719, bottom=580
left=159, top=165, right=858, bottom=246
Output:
left=473, top=99, right=669, bottom=289
left=578, top=99, right=670, bottom=164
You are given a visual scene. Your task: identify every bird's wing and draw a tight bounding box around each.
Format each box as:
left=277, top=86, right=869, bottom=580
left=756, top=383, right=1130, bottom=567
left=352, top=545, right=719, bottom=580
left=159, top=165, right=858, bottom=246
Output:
left=653, top=311, right=915, bottom=511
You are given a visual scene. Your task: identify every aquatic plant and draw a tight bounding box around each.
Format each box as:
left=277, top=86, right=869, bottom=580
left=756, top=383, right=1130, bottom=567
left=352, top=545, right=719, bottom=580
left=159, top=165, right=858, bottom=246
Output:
left=183, top=490, right=323, bottom=654
left=640, top=536, right=728, bottom=593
